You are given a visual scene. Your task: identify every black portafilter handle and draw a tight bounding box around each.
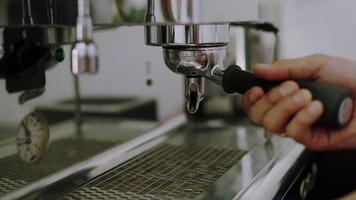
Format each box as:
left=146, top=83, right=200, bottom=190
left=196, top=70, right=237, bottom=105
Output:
left=222, top=65, right=354, bottom=128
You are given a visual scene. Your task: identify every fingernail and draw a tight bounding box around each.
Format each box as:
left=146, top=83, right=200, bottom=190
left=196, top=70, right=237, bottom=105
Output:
left=293, top=92, right=307, bottom=105
left=257, top=64, right=271, bottom=68
left=308, top=101, right=321, bottom=115
left=280, top=82, right=296, bottom=96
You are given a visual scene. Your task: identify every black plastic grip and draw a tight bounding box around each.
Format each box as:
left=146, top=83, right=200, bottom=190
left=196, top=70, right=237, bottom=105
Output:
left=222, top=65, right=353, bottom=128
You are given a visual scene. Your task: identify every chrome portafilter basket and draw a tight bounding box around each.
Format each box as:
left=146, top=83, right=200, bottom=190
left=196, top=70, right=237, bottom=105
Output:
left=145, top=21, right=231, bottom=114
left=163, top=45, right=228, bottom=113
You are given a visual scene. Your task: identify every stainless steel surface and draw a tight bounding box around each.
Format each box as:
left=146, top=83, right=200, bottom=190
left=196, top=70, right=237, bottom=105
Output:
left=145, top=24, right=230, bottom=47
left=0, top=113, right=309, bottom=200
left=71, top=0, right=98, bottom=75
left=0, top=0, right=256, bottom=84
left=144, top=4, right=232, bottom=112
left=71, top=40, right=98, bottom=74
left=338, top=97, right=354, bottom=126
left=228, top=25, right=278, bottom=71
left=21, top=0, right=34, bottom=25
left=0, top=115, right=175, bottom=200
left=163, top=46, right=226, bottom=78
left=185, top=77, right=204, bottom=114
left=163, top=46, right=227, bottom=112
left=235, top=142, right=306, bottom=199
left=63, top=140, right=246, bottom=199
left=0, top=0, right=258, bottom=27
left=57, top=118, right=308, bottom=200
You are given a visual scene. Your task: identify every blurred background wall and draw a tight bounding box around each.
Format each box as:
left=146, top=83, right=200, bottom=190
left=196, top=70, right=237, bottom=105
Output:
left=260, top=0, right=356, bottom=59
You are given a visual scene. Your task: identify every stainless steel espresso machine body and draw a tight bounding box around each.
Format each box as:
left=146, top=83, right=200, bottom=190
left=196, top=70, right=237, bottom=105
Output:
left=0, top=0, right=255, bottom=97
left=0, top=1, right=319, bottom=199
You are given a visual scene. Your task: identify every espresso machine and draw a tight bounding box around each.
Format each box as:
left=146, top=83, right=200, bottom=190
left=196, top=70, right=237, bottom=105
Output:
left=0, top=0, right=353, bottom=199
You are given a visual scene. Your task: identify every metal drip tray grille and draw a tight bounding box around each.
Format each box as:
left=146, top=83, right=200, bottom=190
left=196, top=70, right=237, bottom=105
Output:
left=0, top=139, right=114, bottom=196
left=63, top=144, right=246, bottom=200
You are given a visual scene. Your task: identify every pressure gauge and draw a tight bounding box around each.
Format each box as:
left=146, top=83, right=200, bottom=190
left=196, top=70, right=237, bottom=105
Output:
left=16, top=112, right=49, bottom=164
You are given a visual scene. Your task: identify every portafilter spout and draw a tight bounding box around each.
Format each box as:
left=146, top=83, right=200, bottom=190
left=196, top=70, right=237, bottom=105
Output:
left=163, top=45, right=227, bottom=113
left=185, top=77, right=205, bottom=114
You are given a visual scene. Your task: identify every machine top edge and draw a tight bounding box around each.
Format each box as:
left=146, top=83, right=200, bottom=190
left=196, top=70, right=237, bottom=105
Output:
left=0, top=0, right=258, bottom=27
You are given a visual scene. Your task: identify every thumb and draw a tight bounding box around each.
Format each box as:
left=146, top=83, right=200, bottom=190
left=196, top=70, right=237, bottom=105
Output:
left=254, top=54, right=326, bottom=81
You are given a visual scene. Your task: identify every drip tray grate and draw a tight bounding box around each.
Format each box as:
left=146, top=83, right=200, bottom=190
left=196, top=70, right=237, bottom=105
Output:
left=63, top=143, right=246, bottom=200
left=0, top=138, right=114, bottom=196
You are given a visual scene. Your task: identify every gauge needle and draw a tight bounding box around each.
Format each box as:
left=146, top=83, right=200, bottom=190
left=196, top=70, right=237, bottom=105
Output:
left=19, top=123, right=32, bottom=145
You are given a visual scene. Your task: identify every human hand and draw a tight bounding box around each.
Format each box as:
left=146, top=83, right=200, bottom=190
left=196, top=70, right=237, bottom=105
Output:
left=242, top=54, right=356, bottom=150
left=340, top=191, right=356, bottom=200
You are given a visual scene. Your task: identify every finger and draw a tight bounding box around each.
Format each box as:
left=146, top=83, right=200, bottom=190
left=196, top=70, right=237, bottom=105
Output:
left=254, top=54, right=330, bottom=81
left=262, top=89, right=312, bottom=133
left=286, top=101, right=324, bottom=147
left=242, top=87, right=264, bottom=111
left=248, top=81, right=299, bottom=124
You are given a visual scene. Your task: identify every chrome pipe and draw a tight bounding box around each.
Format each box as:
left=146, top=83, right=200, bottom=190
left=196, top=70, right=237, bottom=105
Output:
left=21, top=0, right=33, bottom=25
left=71, top=0, right=99, bottom=75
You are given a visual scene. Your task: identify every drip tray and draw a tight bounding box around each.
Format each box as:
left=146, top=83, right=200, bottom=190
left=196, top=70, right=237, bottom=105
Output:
left=0, top=138, right=115, bottom=196
left=63, top=142, right=246, bottom=200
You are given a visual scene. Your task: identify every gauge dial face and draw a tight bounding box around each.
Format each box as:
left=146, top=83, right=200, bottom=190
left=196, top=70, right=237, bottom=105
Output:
left=16, top=112, right=49, bottom=164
